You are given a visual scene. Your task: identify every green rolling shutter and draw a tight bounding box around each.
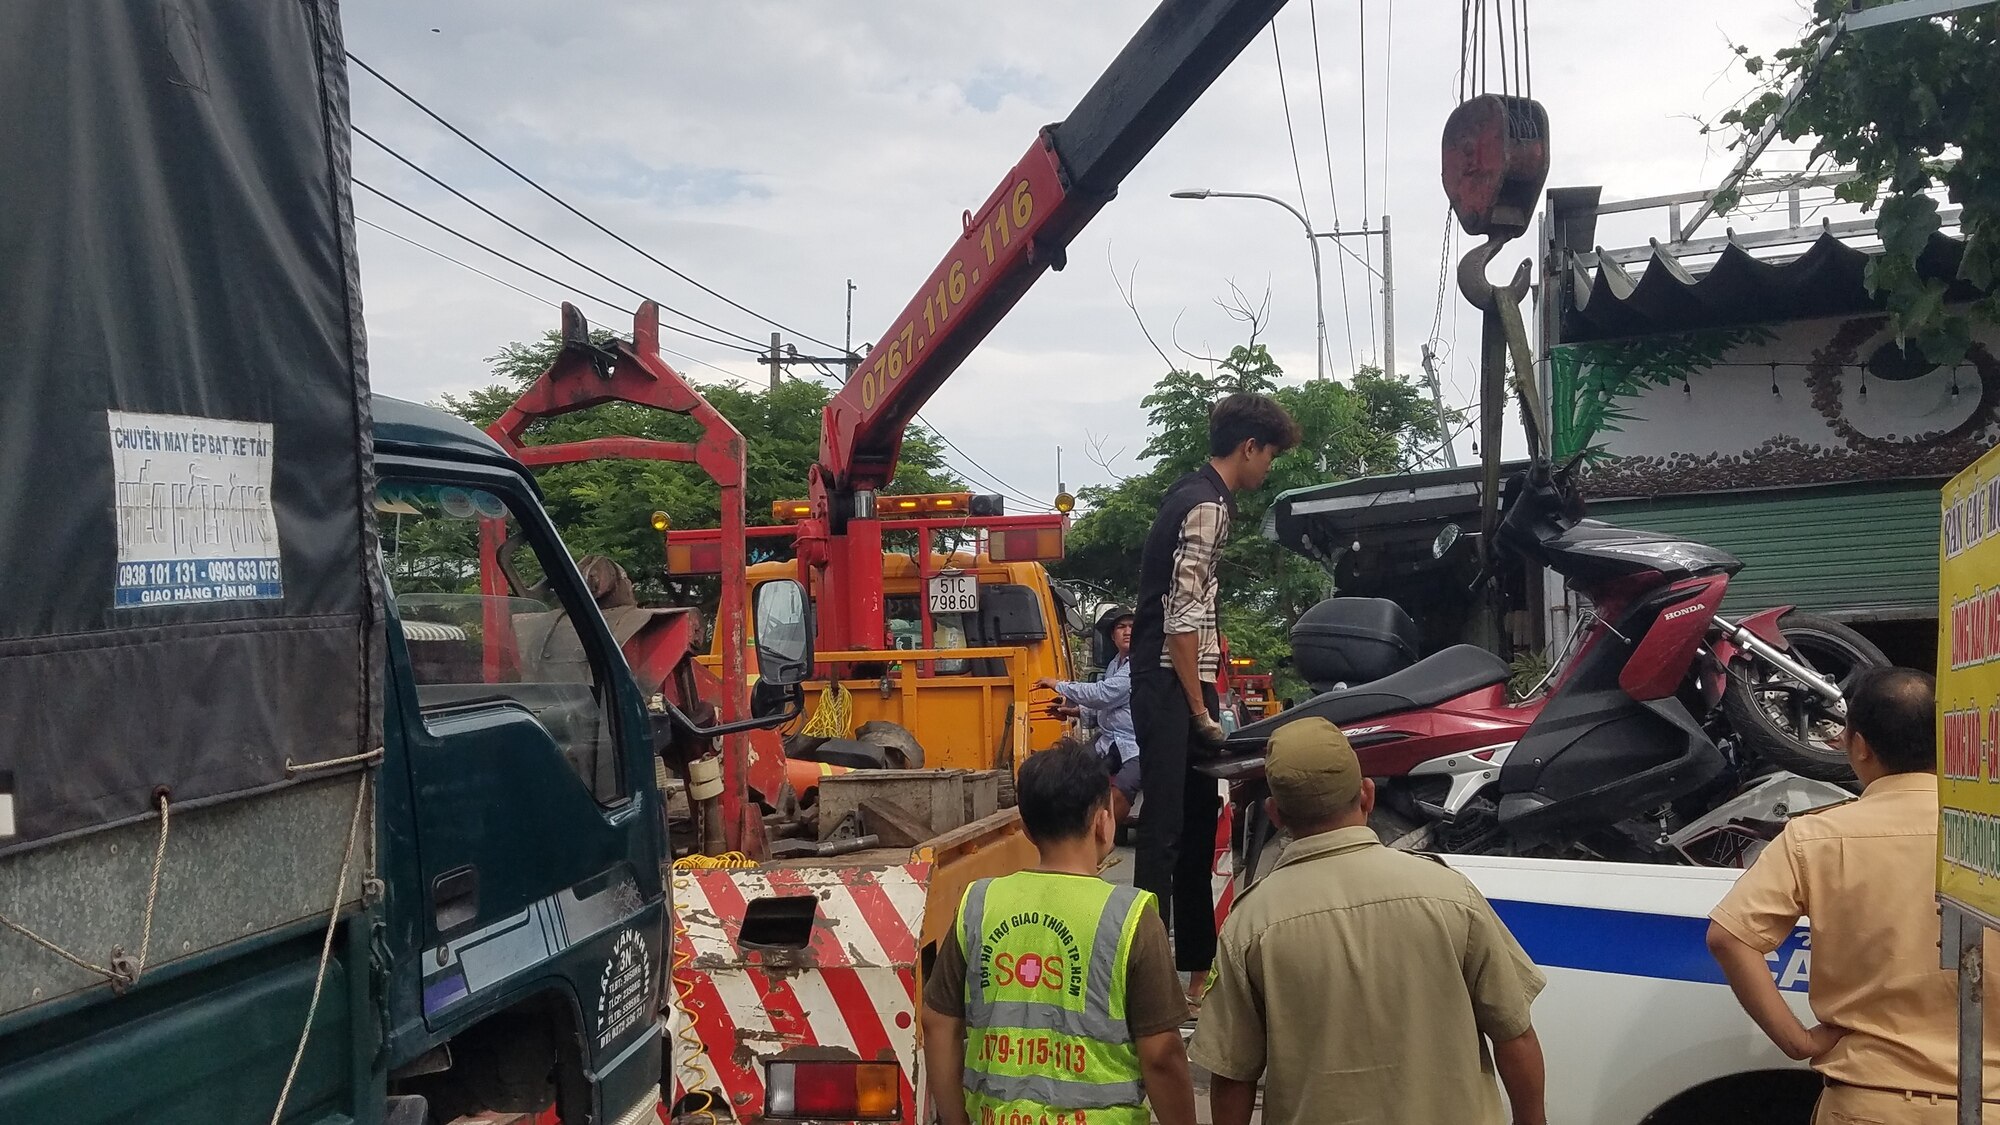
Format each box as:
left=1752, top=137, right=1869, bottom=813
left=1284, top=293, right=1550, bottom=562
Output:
left=1591, top=481, right=1940, bottom=621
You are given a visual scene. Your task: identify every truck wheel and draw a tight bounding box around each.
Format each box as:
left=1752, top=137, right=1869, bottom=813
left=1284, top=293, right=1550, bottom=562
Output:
left=855, top=720, right=926, bottom=769
left=1722, top=611, right=1886, bottom=784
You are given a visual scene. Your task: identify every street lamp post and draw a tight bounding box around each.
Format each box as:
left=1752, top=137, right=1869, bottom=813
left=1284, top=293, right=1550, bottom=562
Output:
left=1171, top=189, right=1327, bottom=385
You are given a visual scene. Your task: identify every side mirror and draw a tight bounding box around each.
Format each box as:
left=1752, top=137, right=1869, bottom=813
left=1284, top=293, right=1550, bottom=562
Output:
left=1432, top=523, right=1464, bottom=560
left=753, top=579, right=814, bottom=687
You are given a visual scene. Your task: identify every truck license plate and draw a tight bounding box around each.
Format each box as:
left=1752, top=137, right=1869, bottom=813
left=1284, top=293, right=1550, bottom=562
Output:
left=928, top=573, right=978, bottom=615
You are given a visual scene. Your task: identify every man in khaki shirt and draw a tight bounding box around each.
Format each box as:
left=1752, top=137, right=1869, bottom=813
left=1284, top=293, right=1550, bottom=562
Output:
left=1188, top=718, right=1548, bottom=1125
left=1709, top=667, right=2000, bottom=1123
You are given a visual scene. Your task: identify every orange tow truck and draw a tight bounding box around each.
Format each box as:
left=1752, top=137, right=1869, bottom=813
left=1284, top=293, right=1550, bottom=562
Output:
left=670, top=496, right=1082, bottom=781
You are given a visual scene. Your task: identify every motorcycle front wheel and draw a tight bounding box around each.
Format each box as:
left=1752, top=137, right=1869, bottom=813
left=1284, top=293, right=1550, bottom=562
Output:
left=1721, top=610, right=1888, bottom=784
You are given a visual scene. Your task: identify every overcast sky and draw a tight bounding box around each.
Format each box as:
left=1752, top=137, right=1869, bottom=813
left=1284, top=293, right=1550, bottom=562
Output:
left=343, top=0, right=1819, bottom=507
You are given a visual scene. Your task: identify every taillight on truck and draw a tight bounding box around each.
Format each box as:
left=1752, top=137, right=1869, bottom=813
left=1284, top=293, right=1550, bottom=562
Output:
left=987, top=526, right=1063, bottom=563
left=666, top=538, right=724, bottom=575
left=762, top=1059, right=900, bottom=1119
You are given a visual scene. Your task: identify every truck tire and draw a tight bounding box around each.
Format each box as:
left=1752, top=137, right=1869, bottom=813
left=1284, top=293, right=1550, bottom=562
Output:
left=855, top=720, right=925, bottom=769
left=1721, top=611, right=1887, bottom=784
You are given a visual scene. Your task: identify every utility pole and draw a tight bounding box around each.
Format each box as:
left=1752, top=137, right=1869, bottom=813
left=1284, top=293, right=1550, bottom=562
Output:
left=1320, top=214, right=1394, bottom=380
left=1380, top=213, right=1395, bottom=379
left=1419, top=343, right=1458, bottom=468
left=760, top=331, right=862, bottom=390
left=845, top=279, right=859, bottom=382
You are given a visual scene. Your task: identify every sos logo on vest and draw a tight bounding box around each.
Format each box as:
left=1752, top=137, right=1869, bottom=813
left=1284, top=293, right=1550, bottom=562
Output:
left=994, top=951, right=1069, bottom=991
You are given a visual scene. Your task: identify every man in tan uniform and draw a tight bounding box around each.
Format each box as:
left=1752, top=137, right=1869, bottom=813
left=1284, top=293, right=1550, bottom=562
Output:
left=1188, top=718, right=1548, bottom=1125
left=1708, top=666, right=2000, bottom=1123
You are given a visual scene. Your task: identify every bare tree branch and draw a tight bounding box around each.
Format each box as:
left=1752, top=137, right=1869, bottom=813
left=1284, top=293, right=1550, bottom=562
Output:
left=1172, top=309, right=1229, bottom=368
left=1106, top=247, right=1177, bottom=373
left=1212, top=280, right=1272, bottom=350
left=1084, top=430, right=1130, bottom=482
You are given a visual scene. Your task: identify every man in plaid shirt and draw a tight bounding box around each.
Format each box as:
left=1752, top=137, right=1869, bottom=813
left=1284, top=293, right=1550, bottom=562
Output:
left=1128, top=392, right=1300, bottom=1008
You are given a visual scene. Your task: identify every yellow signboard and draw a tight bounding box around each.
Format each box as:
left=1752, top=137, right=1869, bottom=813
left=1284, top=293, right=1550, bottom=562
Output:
left=1938, top=444, right=2000, bottom=927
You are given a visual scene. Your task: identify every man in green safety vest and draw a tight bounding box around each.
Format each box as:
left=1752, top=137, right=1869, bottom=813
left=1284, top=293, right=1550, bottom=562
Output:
left=922, top=744, right=1198, bottom=1125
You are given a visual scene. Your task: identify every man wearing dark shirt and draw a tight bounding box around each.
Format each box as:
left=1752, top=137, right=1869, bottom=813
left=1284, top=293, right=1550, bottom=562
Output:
left=1130, top=392, right=1299, bottom=1005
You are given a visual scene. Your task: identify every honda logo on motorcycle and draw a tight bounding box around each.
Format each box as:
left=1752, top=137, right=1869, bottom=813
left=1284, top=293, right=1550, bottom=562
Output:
left=1662, top=603, right=1709, bottom=622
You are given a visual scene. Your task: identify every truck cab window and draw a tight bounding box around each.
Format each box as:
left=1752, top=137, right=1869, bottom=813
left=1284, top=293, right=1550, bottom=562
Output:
left=378, top=479, right=622, bottom=804
left=886, top=593, right=969, bottom=675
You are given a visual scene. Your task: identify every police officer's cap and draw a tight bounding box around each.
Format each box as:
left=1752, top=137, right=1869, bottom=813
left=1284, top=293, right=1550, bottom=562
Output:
left=1264, top=717, right=1362, bottom=822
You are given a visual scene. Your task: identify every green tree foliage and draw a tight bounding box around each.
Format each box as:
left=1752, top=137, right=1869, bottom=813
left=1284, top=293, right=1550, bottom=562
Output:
left=1715, top=4, right=1999, bottom=361
left=1055, top=345, right=1453, bottom=686
left=440, top=330, right=962, bottom=597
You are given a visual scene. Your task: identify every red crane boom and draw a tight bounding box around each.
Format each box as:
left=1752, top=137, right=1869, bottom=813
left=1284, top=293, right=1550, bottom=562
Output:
left=802, top=0, right=1295, bottom=651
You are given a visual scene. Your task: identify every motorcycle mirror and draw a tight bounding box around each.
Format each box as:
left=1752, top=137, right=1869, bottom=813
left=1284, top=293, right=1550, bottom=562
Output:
left=1432, top=523, right=1464, bottom=560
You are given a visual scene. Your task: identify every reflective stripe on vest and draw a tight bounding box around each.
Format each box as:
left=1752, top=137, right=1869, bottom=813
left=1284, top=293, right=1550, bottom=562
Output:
left=959, top=873, right=1152, bottom=1120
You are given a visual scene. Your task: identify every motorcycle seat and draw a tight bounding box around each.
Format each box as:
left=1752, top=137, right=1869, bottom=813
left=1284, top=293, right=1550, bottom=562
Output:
left=1233, top=644, right=1512, bottom=742
left=1536, top=519, right=1742, bottom=582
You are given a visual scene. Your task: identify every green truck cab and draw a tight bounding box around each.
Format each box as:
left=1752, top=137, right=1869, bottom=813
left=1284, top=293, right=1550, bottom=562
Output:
left=0, top=398, right=805, bottom=1124
left=0, top=4, right=821, bottom=1119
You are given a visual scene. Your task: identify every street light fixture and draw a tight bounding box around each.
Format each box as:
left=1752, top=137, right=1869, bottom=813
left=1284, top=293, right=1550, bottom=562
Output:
left=1174, top=189, right=1397, bottom=382
left=1172, top=188, right=1327, bottom=384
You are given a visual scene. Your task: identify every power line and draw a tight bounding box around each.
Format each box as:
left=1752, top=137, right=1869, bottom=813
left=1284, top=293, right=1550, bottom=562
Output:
left=1304, top=0, right=1360, bottom=376
left=1459, top=0, right=1475, bottom=101
left=346, top=51, right=844, bottom=353
left=1356, top=0, right=1380, bottom=360
left=777, top=360, right=1054, bottom=508
left=356, top=215, right=754, bottom=386
left=353, top=178, right=762, bottom=355
left=1269, top=26, right=1318, bottom=234
left=918, top=415, right=1057, bottom=512
left=658, top=348, right=752, bottom=387
left=1382, top=0, right=1396, bottom=255
left=1270, top=23, right=1347, bottom=380
left=355, top=180, right=633, bottom=318
left=355, top=125, right=770, bottom=350
left=349, top=56, right=1053, bottom=511
left=357, top=215, right=558, bottom=313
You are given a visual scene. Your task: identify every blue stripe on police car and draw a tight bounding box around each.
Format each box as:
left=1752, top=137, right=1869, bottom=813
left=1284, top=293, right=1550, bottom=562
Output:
left=1491, top=899, right=1811, bottom=993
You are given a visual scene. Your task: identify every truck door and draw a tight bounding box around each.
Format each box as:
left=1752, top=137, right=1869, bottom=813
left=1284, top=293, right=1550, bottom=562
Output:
left=376, top=466, right=661, bottom=1043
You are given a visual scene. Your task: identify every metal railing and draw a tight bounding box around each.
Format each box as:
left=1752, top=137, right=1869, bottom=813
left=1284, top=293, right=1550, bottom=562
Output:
left=1573, top=169, right=1960, bottom=268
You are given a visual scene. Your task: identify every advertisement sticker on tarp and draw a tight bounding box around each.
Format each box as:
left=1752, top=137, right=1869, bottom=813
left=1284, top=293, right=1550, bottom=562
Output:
left=109, top=411, right=283, bottom=608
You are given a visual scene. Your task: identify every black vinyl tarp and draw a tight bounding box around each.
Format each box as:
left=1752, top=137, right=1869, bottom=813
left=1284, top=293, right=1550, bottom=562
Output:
left=0, top=0, right=381, bottom=852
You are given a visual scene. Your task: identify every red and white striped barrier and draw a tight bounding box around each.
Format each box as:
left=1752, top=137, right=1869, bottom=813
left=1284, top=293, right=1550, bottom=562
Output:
left=669, top=861, right=932, bottom=1122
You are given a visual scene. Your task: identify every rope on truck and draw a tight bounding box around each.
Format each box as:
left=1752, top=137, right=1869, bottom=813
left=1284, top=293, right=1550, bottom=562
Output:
left=267, top=769, right=370, bottom=1125
left=799, top=682, right=854, bottom=741
left=668, top=850, right=757, bottom=1123
left=0, top=792, right=173, bottom=988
